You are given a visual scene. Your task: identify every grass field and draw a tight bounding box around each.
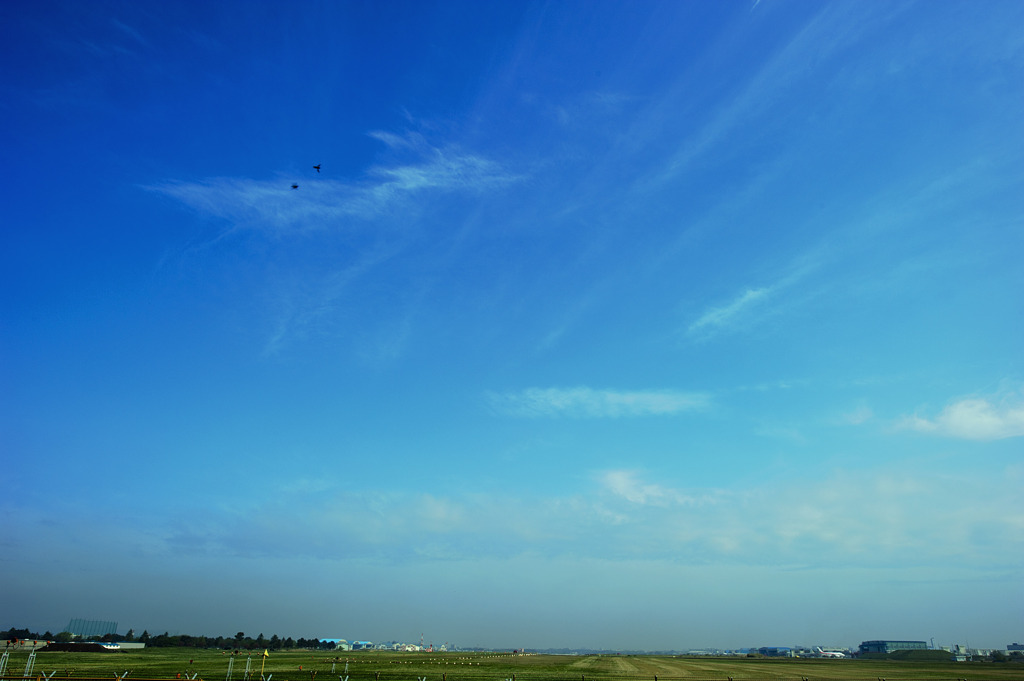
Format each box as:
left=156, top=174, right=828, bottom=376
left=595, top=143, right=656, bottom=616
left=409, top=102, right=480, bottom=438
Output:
left=3, top=649, right=1022, bottom=681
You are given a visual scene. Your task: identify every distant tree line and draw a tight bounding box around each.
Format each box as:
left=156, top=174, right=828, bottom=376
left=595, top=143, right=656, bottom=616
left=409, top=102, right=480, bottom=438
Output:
left=3, top=628, right=336, bottom=651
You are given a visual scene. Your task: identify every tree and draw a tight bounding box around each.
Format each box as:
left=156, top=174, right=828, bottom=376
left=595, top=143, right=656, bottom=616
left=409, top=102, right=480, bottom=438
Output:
left=236, top=632, right=245, bottom=642
left=6, top=628, right=40, bottom=641
left=55, top=632, right=74, bottom=643
left=126, top=629, right=135, bottom=642
left=140, top=631, right=151, bottom=644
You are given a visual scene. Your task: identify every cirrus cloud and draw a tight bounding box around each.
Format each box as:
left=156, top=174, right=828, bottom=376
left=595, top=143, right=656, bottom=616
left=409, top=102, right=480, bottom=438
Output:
left=486, top=386, right=711, bottom=418
left=149, top=135, right=520, bottom=233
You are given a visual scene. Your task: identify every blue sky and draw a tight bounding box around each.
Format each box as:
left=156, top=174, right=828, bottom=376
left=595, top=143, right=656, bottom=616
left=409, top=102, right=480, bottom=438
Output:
left=2, top=0, right=1022, bottom=651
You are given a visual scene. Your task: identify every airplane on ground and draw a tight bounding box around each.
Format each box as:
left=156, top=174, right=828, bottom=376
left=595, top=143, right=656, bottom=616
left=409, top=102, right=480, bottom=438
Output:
left=815, top=647, right=846, bottom=658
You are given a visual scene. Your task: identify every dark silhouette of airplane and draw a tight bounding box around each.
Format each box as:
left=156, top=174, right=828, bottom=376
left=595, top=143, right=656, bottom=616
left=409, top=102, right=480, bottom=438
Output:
left=313, top=164, right=321, bottom=173
left=291, top=183, right=299, bottom=189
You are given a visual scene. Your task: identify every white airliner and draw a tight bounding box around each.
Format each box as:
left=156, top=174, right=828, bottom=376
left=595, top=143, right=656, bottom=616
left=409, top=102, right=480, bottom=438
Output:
left=815, top=647, right=847, bottom=658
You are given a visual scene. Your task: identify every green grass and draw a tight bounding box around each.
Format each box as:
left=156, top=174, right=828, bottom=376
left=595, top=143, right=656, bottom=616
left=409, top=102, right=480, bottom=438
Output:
left=4, top=650, right=1022, bottom=681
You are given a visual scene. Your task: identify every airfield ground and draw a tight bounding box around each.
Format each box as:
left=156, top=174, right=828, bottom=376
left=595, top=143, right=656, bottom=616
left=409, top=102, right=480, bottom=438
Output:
left=2, top=649, right=1022, bottom=681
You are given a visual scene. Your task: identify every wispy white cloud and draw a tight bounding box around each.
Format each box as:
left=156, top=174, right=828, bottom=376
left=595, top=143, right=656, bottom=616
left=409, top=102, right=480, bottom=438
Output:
left=753, top=424, right=806, bottom=443
left=9, top=463, right=1021, bottom=579
left=150, top=138, right=519, bottom=234
left=541, top=89, right=639, bottom=129
left=835, top=404, right=874, bottom=426
left=366, top=130, right=418, bottom=151
left=688, top=287, right=771, bottom=336
left=149, top=135, right=521, bottom=356
left=110, top=19, right=149, bottom=48
left=486, top=386, right=711, bottom=418
left=647, top=3, right=908, bottom=189
left=73, top=465, right=1018, bottom=571
left=685, top=247, right=824, bottom=339
left=259, top=244, right=398, bottom=357
left=368, top=149, right=513, bottom=196
left=598, top=470, right=700, bottom=507
left=899, top=390, right=1024, bottom=440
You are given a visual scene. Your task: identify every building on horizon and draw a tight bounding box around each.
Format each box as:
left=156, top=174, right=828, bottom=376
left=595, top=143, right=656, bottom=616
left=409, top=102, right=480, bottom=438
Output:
left=858, top=640, right=928, bottom=655
left=65, top=619, right=117, bottom=639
